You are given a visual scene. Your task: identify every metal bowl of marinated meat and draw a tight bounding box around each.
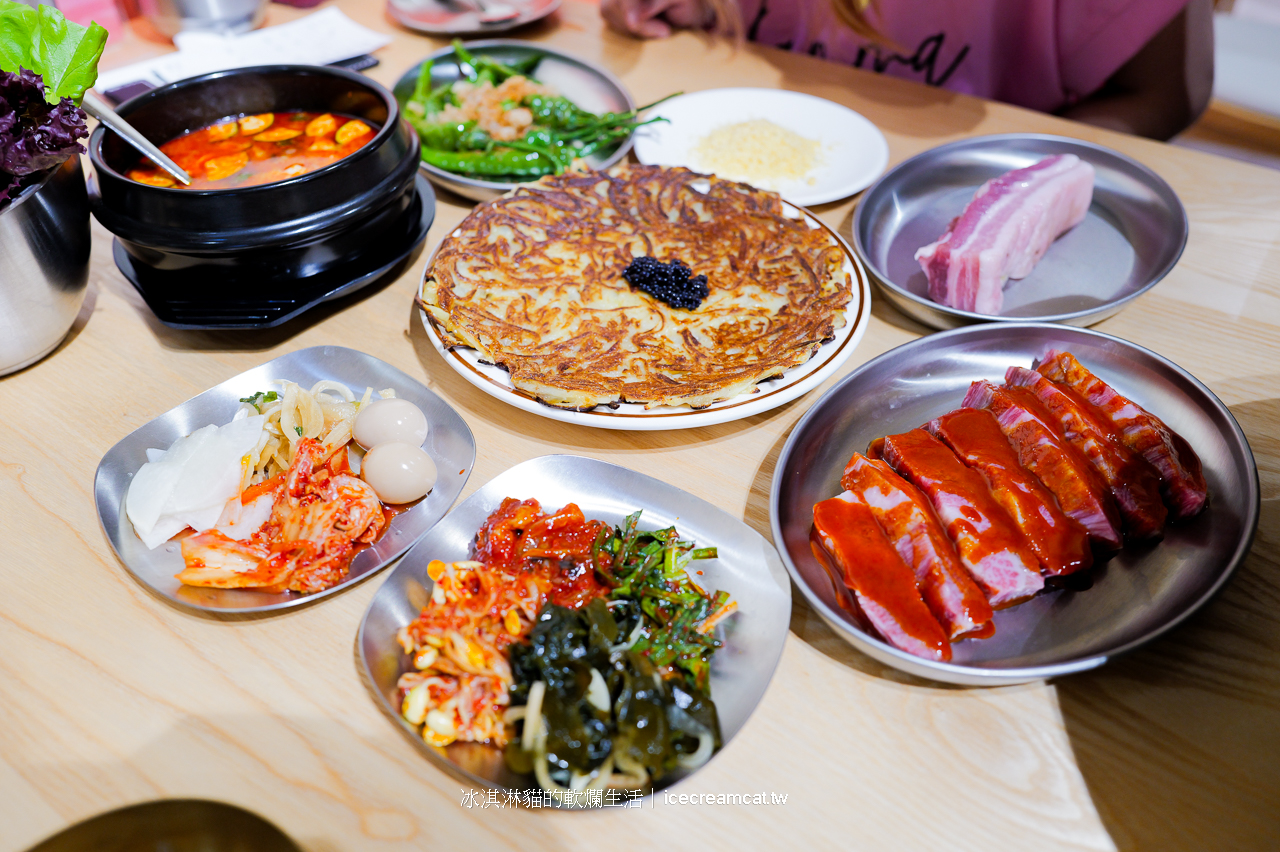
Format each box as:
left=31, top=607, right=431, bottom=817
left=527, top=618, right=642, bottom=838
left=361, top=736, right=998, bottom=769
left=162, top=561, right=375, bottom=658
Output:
left=853, top=134, right=1188, bottom=329
left=770, top=322, right=1259, bottom=685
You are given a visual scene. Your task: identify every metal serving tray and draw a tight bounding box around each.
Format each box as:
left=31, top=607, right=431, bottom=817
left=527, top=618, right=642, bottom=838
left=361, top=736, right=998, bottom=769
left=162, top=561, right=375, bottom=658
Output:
left=393, top=40, right=634, bottom=202
left=95, top=346, right=476, bottom=613
left=358, top=455, right=791, bottom=803
left=771, top=323, right=1258, bottom=685
left=853, top=134, right=1188, bottom=329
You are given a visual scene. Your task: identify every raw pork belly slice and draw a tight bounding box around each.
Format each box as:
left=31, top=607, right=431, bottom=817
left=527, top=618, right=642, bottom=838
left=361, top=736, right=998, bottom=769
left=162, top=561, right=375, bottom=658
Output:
left=962, top=381, right=1123, bottom=551
left=1035, top=350, right=1208, bottom=521
left=1005, top=367, right=1168, bottom=540
left=841, top=453, right=994, bottom=639
left=812, top=494, right=951, bottom=661
left=881, top=429, right=1045, bottom=608
left=915, top=154, right=1095, bottom=315
left=927, top=408, right=1093, bottom=576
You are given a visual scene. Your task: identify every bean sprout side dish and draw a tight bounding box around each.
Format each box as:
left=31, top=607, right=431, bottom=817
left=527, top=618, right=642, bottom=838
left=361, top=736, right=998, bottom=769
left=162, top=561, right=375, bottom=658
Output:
left=125, top=380, right=437, bottom=593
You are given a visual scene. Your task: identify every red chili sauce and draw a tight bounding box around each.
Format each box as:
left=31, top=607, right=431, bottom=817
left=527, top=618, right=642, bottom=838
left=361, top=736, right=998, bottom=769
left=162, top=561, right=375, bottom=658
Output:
left=474, top=497, right=611, bottom=610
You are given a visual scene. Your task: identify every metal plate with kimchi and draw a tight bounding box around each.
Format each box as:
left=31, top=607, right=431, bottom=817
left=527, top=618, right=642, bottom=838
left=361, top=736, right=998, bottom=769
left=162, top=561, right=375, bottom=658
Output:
left=357, top=455, right=791, bottom=803
left=94, top=346, right=476, bottom=613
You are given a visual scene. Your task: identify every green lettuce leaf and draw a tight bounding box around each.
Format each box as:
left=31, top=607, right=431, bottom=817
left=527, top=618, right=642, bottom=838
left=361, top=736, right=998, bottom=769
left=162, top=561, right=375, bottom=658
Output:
left=0, top=0, right=107, bottom=103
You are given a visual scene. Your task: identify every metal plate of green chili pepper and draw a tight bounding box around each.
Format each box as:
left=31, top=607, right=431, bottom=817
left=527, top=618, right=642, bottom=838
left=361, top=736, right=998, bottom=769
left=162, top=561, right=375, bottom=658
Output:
left=357, top=454, right=792, bottom=806
left=393, top=40, right=637, bottom=202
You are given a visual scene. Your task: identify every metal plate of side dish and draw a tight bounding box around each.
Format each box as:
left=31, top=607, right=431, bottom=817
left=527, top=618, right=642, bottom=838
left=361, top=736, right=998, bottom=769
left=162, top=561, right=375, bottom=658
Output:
left=358, top=454, right=792, bottom=801
left=94, top=346, right=476, bottom=613
left=392, top=40, right=634, bottom=202
left=771, top=323, right=1259, bottom=685
left=853, top=134, right=1189, bottom=329
left=386, top=0, right=561, bottom=37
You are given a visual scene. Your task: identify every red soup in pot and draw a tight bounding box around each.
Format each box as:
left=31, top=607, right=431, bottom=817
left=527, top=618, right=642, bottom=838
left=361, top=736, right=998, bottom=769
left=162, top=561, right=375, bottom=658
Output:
left=128, top=111, right=377, bottom=189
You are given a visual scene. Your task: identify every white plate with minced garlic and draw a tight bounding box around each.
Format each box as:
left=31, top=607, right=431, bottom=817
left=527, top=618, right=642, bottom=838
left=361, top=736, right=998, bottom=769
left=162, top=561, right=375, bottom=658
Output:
left=632, top=88, right=889, bottom=206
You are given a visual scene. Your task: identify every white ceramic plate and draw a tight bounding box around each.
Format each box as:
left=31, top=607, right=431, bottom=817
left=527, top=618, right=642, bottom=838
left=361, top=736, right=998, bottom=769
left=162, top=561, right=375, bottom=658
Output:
left=418, top=204, right=872, bottom=431
left=632, top=88, right=890, bottom=206
left=386, top=0, right=561, bottom=35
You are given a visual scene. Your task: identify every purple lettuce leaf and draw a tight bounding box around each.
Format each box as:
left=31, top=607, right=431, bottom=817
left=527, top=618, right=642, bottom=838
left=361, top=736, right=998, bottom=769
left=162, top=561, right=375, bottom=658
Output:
left=0, top=171, right=21, bottom=203
left=0, top=66, right=87, bottom=185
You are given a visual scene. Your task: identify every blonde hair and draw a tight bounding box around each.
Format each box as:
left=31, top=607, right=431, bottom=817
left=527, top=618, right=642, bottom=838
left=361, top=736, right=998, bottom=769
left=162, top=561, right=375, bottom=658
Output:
left=704, top=0, right=742, bottom=36
left=830, top=0, right=882, bottom=42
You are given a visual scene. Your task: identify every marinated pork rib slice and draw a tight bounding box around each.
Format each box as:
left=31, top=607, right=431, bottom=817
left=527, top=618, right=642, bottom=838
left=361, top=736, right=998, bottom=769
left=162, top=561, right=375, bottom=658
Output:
left=881, top=429, right=1045, bottom=608
left=962, top=381, right=1122, bottom=550
left=841, top=453, right=994, bottom=639
left=1035, top=350, right=1208, bottom=520
left=926, top=409, right=1092, bottom=576
left=812, top=494, right=951, bottom=661
left=915, top=154, right=1095, bottom=314
left=1005, top=367, right=1167, bottom=540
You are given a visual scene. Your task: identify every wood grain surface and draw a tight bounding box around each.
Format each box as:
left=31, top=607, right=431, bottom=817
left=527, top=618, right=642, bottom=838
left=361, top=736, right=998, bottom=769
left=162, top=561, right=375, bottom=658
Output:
left=2, top=2, right=1277, bottom=850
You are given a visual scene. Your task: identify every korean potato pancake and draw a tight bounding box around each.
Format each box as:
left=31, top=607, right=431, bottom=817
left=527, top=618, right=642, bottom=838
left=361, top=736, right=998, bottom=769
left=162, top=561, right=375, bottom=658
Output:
left=421, top=164, right=855, bottom=409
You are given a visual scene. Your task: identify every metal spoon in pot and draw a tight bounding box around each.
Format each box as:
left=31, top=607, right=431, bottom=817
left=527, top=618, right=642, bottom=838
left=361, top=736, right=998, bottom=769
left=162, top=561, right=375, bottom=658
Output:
left=82, top=91, right=192, bottom=186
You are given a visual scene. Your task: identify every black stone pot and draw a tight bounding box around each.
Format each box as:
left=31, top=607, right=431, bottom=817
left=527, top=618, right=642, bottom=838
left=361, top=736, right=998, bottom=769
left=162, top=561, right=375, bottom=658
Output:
left=87, top=65, right=431, bottom=327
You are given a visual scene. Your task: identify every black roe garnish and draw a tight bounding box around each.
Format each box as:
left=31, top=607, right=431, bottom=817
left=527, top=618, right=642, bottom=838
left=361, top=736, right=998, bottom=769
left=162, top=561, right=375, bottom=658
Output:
left=622, top=256, right=710, bottom=310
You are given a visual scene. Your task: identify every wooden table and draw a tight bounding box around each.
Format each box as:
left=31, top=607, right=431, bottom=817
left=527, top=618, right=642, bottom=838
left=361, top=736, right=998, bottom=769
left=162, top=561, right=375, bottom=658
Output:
left=4, top=2, right=1278, bottom=849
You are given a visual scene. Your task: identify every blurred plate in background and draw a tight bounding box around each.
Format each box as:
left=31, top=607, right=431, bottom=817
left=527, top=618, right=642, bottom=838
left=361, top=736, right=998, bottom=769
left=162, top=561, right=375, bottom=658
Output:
left=387, top=0, right=561, bottom=35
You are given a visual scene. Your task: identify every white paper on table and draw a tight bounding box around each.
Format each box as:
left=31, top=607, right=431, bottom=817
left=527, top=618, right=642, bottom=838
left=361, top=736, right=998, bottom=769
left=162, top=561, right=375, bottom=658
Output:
left=1213, top=12, right=1280, bottom=119
left=95, top=9, right=391, bottom=92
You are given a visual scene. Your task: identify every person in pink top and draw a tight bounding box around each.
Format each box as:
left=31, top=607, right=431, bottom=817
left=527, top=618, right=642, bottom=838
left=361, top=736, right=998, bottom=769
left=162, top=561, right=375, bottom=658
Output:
left=601, top=0, right=1213, bottom=139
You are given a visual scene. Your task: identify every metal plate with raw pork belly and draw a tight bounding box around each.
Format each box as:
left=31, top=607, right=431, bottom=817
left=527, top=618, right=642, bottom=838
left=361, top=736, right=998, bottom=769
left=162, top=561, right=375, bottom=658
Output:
left=853, top=134, right=1188, bottom=330
left=358, top=455, right=791, bottom=802
left=771, top=323, right=1258, bottom=685
left=94, top=346, right=476, bottom=614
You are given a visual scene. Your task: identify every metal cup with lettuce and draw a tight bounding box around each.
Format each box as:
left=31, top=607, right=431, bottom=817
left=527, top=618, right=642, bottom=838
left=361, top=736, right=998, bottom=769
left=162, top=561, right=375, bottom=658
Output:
left=0, top=0, right=107, bottom=205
